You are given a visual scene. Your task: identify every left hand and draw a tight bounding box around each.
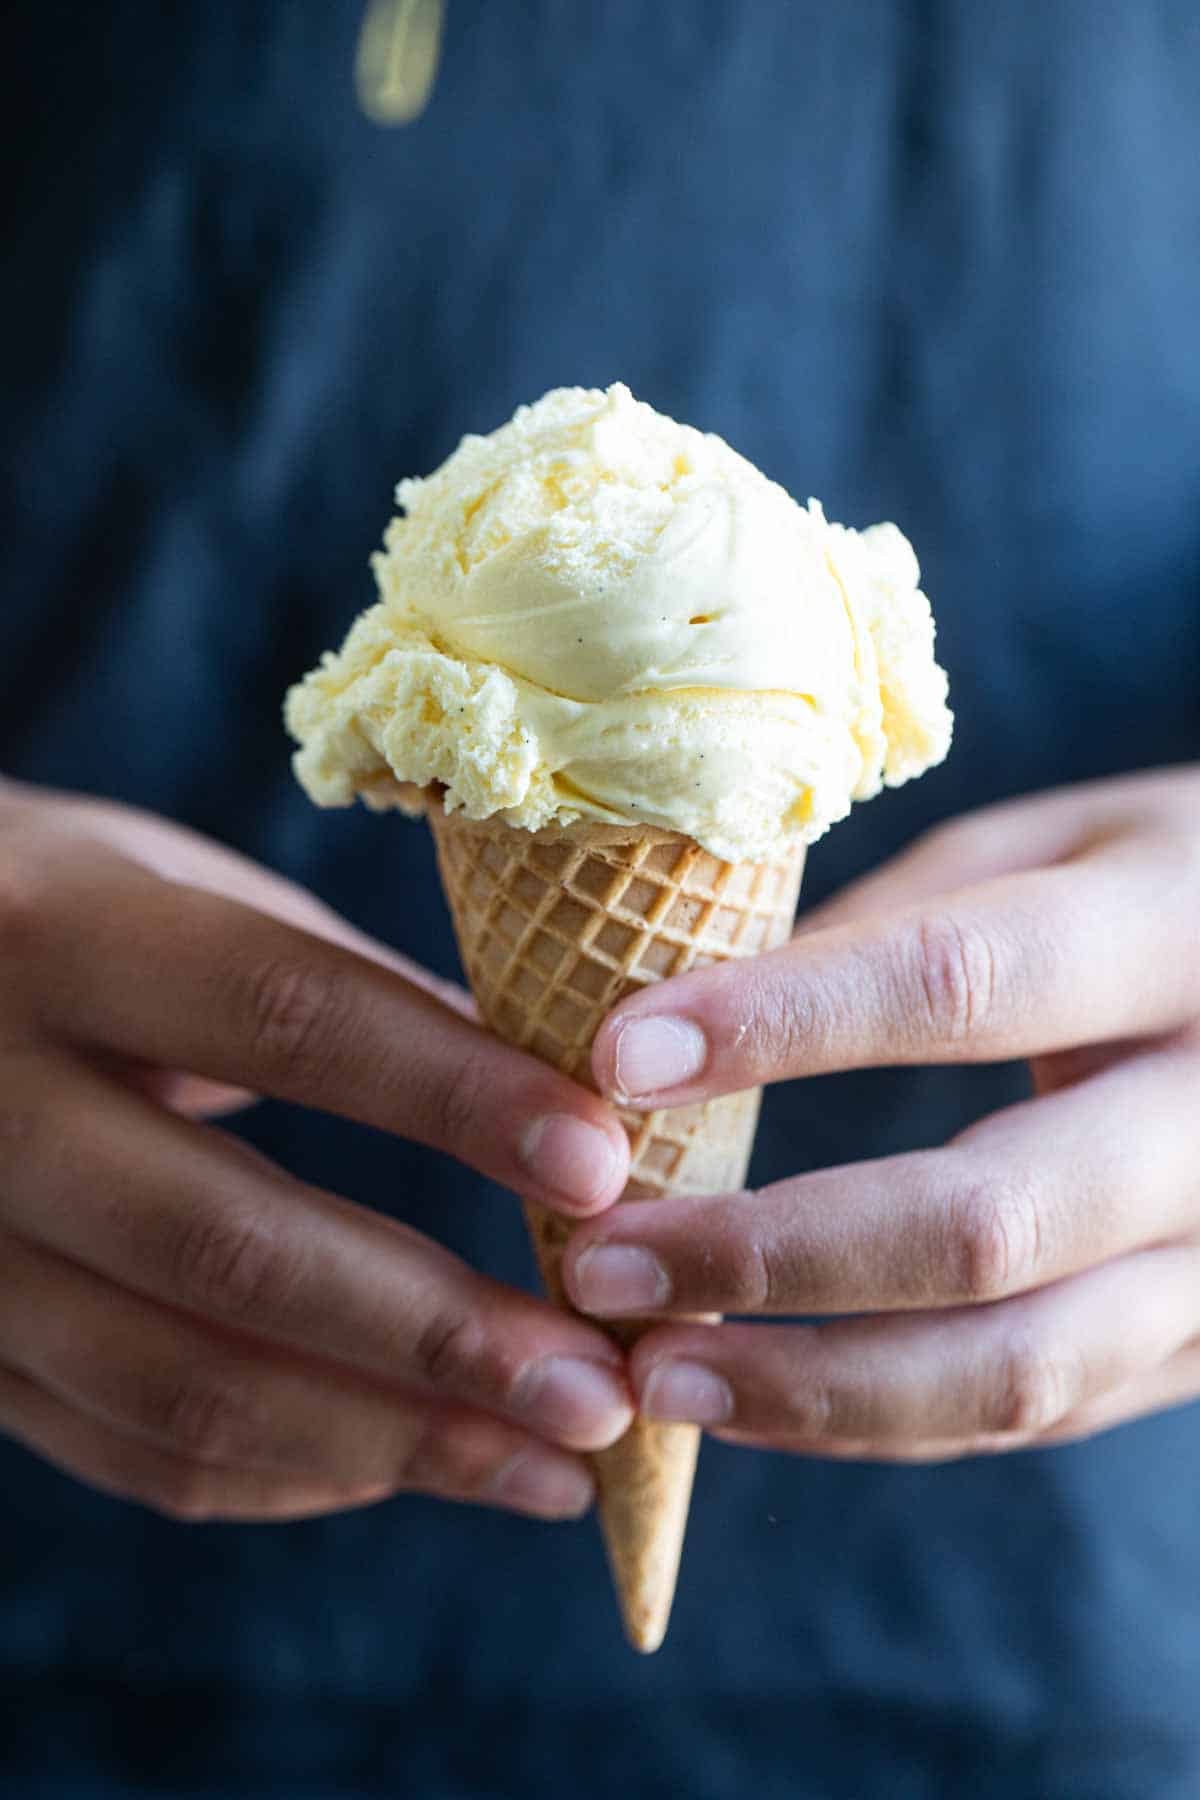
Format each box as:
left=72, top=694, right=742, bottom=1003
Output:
left=562, top=765, right=1200, bottom=1461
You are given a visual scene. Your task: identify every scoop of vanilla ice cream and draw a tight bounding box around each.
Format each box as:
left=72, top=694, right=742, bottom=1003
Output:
left=285, top=383, right=952, bottom=861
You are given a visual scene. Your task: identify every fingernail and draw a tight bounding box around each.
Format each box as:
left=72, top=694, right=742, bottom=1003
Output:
left=489, top=1449, right=594, bottom=1520
left=611, top=1016, right=707, bottom=1100
left=515, top=1356, right=633, bottom=1450
left=573, top=1245, right=671, bottom=1315
left=519, top=1114, right=622, bottom=1210
left=641, top=1362, right=734, bottom=1426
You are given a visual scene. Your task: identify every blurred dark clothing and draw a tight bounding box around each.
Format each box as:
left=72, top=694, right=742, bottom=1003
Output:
left=3, top=3, right=1199, bottom=1796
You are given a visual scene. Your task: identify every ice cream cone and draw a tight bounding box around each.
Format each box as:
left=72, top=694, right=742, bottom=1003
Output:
left=426, top=796, right=804, bottom=1651
left=286, top=382, right=950, bottom=1646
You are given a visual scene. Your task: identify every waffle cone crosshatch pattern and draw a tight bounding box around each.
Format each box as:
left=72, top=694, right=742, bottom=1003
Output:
left=427, top=795, right=805, bottom=1649
left=427, top=800, right=805, bottom=1190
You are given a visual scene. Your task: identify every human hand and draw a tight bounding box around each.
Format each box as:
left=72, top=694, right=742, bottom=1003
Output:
left=0, top=779, right=633, bottom=1521
left=564, top=767, right=1200, bottom=1461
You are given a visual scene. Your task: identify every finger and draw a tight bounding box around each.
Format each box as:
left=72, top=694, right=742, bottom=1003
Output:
left=798, top=767, right=1198, bottom=936
left=69, top=796, right=476, bottom=1113
left=0, top=1054, right=634, bottom=1452
left=0, top=1236, right=595, bottom=1520
left=28, top=783, right=477, bottom=1017
left=1036, top=1341, right=1200, bottom=1446
left=705, top=1429, right=1006, bottom=1464
left=0, top=1363, right=394, bottom=1522
left=795, top=792, right=1093, bottom=936
left=662, top=1256, right=1200, bottom=1454
left=708, top=1347, right=1200, bottom=1464
left=626, top=1244, right=1200, bottom=1449
left=564, top=1040, right=1200, bottom=1318
left=15, top=840, right=628, bottom=1216
left=592, top=840, right=1200, bottom=1105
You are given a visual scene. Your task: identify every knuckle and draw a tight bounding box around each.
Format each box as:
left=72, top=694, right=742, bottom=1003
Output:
left=394, top=1411, right=487, bottom=1497
left=946, top=1173, right=1043, bottom=1302
left=992, top=1339, right=1081, bottom=1436
left=150, top=1370, right=244, bottom=1462
left=911, top=912, right=1000, bottom=1045
left=738, top=962, right=825, bottom=1080
left=410, top=1307, right=498, bottom=1399
left=720, top=1197, right=775, bottom=1309
left=783, top=1378, right=836, bottom=1437
left=420, top=1047, right=491, bottom=1155
left=400, top=1415, right=512, bottom=1500
left=240, top=955, right=342, bottom=1083
left=393, top=1415, right=443, bottom=1493
left=171, top=1206, right=301, bottom=1323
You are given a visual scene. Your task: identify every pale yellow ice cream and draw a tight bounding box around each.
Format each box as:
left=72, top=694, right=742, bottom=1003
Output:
left=285, top=383, right=952, bottom=861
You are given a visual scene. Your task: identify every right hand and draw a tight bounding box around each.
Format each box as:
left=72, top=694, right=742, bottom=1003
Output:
left=0, top=778, right=633, bottom=1525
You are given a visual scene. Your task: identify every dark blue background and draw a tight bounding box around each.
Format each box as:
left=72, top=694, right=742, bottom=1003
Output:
left=2, top=3, right=1199, bottom=1795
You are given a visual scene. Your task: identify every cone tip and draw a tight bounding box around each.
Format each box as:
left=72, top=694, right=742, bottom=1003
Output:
left=617, top=1583, right=674, bottom=1653
left=625, top=1614, right=668, bottom=1654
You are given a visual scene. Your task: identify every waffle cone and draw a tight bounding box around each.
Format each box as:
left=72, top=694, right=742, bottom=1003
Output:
left=426, top=798, right=804, bottom=1651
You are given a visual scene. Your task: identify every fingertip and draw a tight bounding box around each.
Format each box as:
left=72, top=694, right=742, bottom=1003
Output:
left=589, top=1100, right=633, bottom=1203
left=487, top=1448, right=596, bottom=1520
left=516, top=1110, right=629, bottom=1216
left=590, top=1011, right=623, bottom=1101
left=594, top=1012, right=709, bottom=1106
left=596, top=1117, right=633, bottom=1210
left=566, top=1242, right=672, bottom=1317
